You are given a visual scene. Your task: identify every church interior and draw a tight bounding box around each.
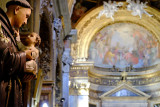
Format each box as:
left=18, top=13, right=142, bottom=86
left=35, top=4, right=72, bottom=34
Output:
left=1, top=0, right=160, bottom=107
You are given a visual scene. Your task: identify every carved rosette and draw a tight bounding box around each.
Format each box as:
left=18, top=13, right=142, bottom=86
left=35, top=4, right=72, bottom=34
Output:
left=69, top=81, right=90, bottom=95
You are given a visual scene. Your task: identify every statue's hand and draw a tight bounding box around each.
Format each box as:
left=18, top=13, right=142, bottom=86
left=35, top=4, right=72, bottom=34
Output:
left=26, top=60, right=37, bottom=74
left=23, top=60, right=37, bottom=82
left=29, top=47, right=39, bottom=59
left=13, top=28, right=21, bottom=42
left=25, top=49, right=33, bottom=60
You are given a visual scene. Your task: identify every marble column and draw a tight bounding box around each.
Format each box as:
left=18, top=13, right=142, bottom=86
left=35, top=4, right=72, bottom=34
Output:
left=69, top=57, right=94, bottom=107
left=69, top=81, right=90, bottom=107
left=62, top=46, right=72, bottom=107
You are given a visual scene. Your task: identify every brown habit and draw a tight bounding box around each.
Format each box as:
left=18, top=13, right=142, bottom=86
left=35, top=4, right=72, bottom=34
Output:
left=0, top=7, right=26, bottom=107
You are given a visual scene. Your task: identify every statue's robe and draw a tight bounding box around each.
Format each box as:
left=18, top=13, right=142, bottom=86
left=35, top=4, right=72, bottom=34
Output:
left=0, top=8, right=26, bottom=107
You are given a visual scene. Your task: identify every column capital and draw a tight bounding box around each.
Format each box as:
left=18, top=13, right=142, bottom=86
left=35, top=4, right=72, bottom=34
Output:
left=69, top=81, right=90, bottom=95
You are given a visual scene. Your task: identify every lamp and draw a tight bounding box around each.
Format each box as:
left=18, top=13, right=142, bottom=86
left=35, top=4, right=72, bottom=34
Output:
left=42, top=102, right=48, bottom=107
left=60, top=98, right=65, bottom=103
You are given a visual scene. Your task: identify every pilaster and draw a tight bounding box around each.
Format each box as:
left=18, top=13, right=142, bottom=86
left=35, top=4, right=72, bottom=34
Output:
left=69, top=61, right=94, bottom=107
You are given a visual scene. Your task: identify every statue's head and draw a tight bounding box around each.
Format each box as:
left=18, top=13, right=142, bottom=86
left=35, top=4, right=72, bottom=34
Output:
left=6, top=0, right=32, bottom=28
left=6, top=0, right=32, bottom=9
left=24, top=32, right=41, bottom=46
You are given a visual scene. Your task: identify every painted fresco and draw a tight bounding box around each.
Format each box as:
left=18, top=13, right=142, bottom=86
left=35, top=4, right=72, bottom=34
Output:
left=89, top=23, right=160, bottom=68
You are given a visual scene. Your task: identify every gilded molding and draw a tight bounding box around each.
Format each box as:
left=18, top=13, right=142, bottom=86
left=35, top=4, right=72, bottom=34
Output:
left=91, top=64, right=160, bottom=76
left=89, top=73, right=160, bottom=86
left=89, top=69, right=160, bottom=79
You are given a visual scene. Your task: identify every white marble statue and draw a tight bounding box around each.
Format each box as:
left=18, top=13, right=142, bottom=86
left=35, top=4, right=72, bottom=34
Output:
left=126, top=0, right=152, bottom=19
left=97, top=0, right=123, bottom=21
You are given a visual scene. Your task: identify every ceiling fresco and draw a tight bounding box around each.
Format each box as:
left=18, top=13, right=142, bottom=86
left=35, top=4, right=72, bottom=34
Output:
left=88, top=23, right=160, bottom=69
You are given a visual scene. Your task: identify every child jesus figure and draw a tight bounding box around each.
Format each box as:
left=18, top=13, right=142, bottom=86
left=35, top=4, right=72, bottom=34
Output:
left=17, top=32, right=41, bottom=75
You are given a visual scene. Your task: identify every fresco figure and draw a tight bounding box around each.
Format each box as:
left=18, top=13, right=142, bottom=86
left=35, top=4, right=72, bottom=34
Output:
left=103, top=47, right=115, bottom=65
left=89, top=23, right=160, bottom=69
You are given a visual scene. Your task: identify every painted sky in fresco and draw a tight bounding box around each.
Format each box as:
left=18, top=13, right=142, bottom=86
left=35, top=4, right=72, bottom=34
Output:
left=89, top=23, right=160, bottom=68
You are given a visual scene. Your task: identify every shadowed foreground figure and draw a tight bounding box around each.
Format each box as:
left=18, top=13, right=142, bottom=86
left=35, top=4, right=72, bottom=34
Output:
left=0, top=0, right=34, bottom=106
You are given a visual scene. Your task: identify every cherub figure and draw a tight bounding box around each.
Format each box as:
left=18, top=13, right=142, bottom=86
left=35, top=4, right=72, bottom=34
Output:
left=126, top=0, right=152, bottom=19
left=16, top=32, right=41, bottom=74
left=96, top=1, right=123, bottom=21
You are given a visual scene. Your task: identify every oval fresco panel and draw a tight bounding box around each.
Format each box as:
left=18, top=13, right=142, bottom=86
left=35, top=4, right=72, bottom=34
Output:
left=89, top=23, right=160, bottom=69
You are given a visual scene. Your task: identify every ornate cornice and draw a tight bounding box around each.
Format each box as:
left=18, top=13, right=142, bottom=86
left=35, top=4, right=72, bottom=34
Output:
left=93, top=64, right=159, bottom=73
left=89, top=68, right=160, bottom=79
left=70, top=62, right=94, bottom=77
left=89, top=72, right=160, bottom=86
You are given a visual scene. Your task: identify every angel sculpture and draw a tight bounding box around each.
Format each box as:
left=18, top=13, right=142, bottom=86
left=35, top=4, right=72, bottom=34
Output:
left=126, top=0, right=152, bottom=19
left=97, top=0, right=123, bottom=21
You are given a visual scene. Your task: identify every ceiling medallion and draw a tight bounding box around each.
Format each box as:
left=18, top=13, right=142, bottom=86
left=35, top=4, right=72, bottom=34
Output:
left=97, top=0, right=153, bottom=21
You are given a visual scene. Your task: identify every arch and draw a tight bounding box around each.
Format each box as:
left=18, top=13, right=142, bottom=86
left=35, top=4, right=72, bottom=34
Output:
left=71, top=4, right=160, bottom=59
